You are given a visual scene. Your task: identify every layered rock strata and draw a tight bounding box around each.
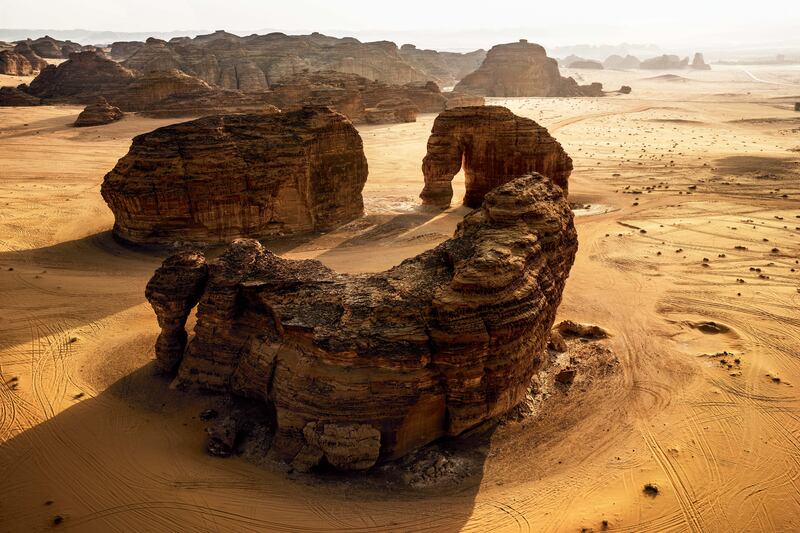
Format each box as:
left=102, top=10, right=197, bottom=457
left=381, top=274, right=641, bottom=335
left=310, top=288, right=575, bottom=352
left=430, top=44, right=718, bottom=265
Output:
left=421, top=106, right=573, bottom=208
left=101, top=106, right=368, bottom=245
left=121, top=31, right=484, bottom=88
left=146, top=173, right=578, bottom=470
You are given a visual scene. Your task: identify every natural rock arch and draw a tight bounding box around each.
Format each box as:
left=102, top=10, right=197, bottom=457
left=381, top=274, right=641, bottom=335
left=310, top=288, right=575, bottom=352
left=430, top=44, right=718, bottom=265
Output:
left=420, top=106, right=573, bottom=209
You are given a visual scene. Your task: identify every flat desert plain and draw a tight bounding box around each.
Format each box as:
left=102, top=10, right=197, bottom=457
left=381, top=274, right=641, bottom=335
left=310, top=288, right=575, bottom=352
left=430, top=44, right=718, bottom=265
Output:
left=1, top=65, right=799, bottom=531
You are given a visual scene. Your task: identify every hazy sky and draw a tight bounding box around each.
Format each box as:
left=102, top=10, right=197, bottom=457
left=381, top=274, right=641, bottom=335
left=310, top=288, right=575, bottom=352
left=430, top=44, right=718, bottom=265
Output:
left=1, top=0, right=797, bottom=50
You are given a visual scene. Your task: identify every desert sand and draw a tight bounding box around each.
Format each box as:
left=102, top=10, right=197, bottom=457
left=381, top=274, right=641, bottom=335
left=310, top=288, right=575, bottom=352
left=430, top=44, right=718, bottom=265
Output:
left=1, top=65, right=799, bottom=531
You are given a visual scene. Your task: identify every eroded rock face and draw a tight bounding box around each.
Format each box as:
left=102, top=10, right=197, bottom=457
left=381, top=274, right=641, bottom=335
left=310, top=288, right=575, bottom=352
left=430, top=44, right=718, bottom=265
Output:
left=0, top=51, right=34, bottom=75
left=399, top=44, right=486, bottom=87
left=121, top=31, right=483, bottom=89
left=147, top=174, right=578, bottom=470
left=13, top=43, right=48, bottom=72
left=0, top=86, right=42, bottom=106
left=454, top=40, right=606, bottom=97
left=421, top=106, right=573, bottom=208
left=364, top=98, right=418, bottom=124
left=101, top=106, right=368, bottom=245
left=74, top=97, right=124, bottom=127
left=603, top=54, right=641, bottom=70
left=144, top=252, right=209, bottom=371
left=267, top=71, right=446, bottom=123
left=27, top=51, right=137, bottom=102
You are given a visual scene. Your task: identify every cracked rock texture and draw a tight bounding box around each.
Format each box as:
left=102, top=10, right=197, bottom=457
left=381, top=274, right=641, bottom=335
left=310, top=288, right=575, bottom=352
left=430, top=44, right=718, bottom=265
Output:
left=420, top=106, right=573, bottom=208
left=146, top=174, right=578, bottom=470
left=101, top=106, right=368, bottom=245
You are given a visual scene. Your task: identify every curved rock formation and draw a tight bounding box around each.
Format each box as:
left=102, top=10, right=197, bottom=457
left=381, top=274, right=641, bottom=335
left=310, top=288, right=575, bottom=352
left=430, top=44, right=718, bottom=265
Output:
left=146, top=173, right=578, bottom=470
left=101, top=106, right=368, bottom=245
left=0, top=50, right=33, bottom=75
left=74, top=97, right=124, bottom=127
left=454, top=40, right=606, bottom=97
left=145, top=252, right=209, bottom=372
left=420, top=106, right=573, bottom=209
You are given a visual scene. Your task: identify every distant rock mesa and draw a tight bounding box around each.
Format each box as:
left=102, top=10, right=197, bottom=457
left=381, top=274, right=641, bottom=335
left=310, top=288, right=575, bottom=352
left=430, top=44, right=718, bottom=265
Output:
left=454, top=40, right=608, bottom=97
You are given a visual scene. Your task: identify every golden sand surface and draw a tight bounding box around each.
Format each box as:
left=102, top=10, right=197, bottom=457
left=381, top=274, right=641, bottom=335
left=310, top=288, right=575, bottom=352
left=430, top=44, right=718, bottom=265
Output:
left=1, top=66, right=799, bottom=531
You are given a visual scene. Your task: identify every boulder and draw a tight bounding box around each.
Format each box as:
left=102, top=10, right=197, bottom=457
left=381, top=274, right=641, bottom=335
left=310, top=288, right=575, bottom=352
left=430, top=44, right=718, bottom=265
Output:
left=101, top=106, right=368, bottom=245
left=420, top=106, right=572, bottom=208
left=146, top=173, right=578, bottom=470
left=74, top=97, right=124, bottom=127
left=454, top=40, right=607, bottom=97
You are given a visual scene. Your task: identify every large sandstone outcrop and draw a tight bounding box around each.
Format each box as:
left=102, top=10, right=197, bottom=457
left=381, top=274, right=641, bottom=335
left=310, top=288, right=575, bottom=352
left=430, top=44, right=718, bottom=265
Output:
left=12, top=43, right=48, bottom=72
left=18, top=36, right=82, bottom=59
left=454, top=40, right=606, bottom=97
left=27, top=51, right=137, bottom=102
left=266, top=71, right=447, bottom=123
left=120, top=31, right=484, bottom=89
left=101, top=106, right=368, bottom=245
left=364, top=98, right=418, bottom=124
left=420, top=106, right=573, bottom=209
left=147, top=174, right=578, bottom=470
left=24, top=52, right=279, bottom=116
left=0, top=50, right=33, bottom=75
left=74, top=97, right=124, bottom=127
left=399, top=44, right=486, bottom=86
